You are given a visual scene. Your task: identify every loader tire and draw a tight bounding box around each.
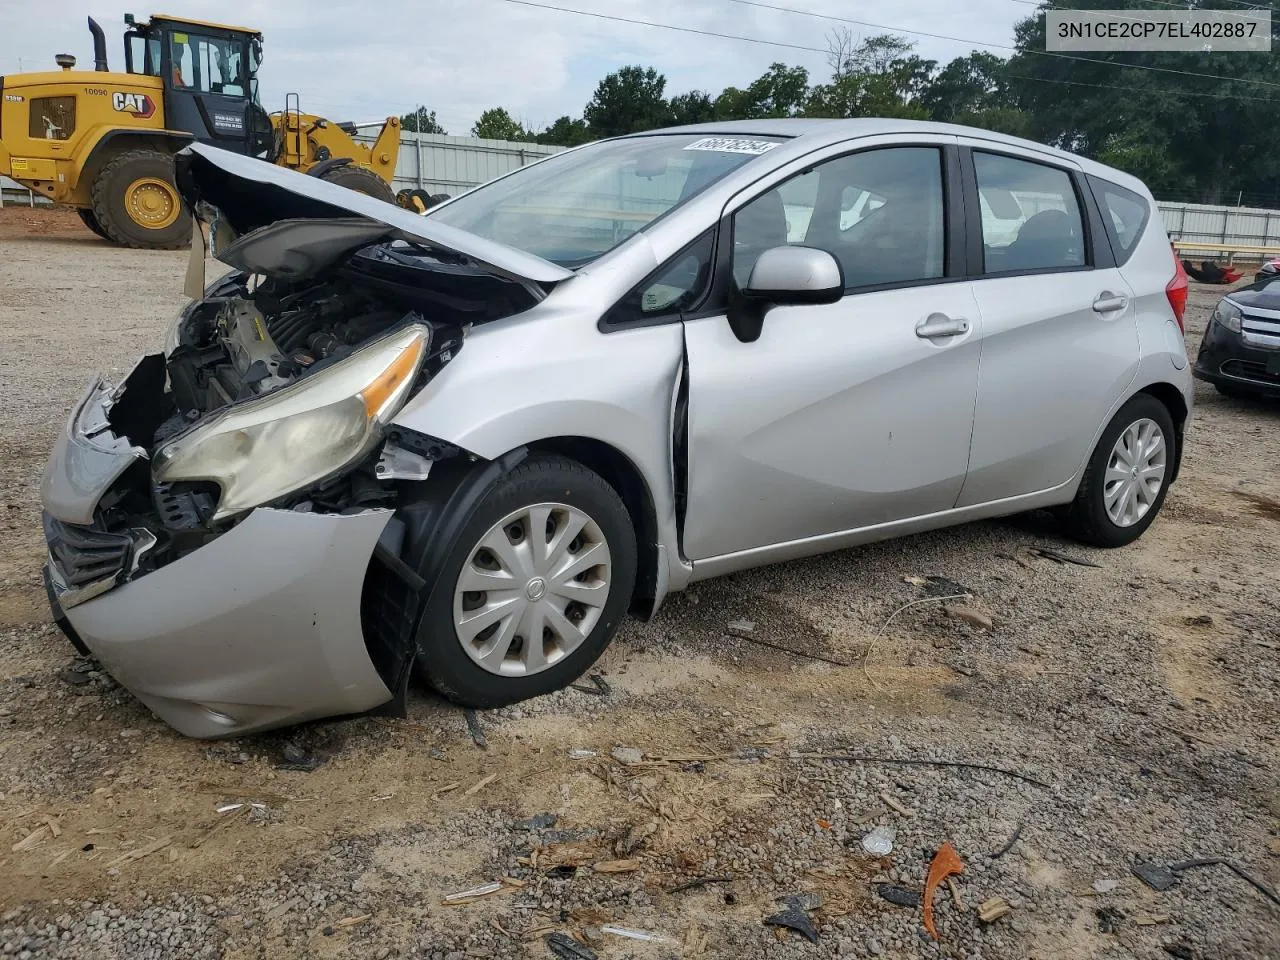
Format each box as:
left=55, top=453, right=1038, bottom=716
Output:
left=76, top=207, right=110, bottom=240
left=319, top=164, right=396, bottom=204
left=90, top=149, right=192, bottom=250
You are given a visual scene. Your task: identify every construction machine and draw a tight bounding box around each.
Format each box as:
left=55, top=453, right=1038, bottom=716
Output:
left=0, top=14, right=401, bottom=249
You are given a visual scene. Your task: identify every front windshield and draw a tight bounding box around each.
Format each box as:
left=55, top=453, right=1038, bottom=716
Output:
left=429, top=133, right=786, bottom=266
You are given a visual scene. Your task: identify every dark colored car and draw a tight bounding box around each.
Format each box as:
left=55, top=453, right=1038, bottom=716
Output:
left=1193, top=278, right=1280, bottom=399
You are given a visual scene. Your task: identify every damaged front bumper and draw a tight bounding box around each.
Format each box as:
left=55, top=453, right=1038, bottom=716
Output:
left=40, top=365, right=398, bottom=738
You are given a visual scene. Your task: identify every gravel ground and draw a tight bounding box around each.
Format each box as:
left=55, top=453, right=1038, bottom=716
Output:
left=0, top=208, right=1277, bottom=960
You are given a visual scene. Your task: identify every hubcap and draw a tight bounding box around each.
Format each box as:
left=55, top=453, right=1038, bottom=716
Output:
left=452, top=503, right=611, bottom=677
left=1103, top=417, right=1167, bottom=528
left=124, top=177, right=179, bottom=229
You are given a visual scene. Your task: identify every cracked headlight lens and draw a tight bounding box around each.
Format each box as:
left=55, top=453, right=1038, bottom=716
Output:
left=154, top=323, right=430, bottom=520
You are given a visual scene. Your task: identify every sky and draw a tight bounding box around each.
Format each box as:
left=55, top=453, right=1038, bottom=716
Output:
left=0, top=0, right=1029, bottom=135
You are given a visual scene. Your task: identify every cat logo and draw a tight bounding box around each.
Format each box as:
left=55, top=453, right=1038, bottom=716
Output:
left=111, top=92, right=156, bottom=119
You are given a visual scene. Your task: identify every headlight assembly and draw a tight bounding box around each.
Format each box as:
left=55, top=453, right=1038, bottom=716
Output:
left=153, top=323, right=430, bottom=520
left=1213, top=299, right=1243, bottom=333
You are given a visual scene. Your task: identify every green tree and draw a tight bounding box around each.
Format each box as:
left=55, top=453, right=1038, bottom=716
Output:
left=1004, top=0, right=1280, bottom=201
left=583, top=65, right=670, bottom=137
left=472, top=107, right=532, bottom=142
left=400, top=105, right=446, bottom=134
left=535, top=115, right=591, bottom=146
left=805, top=35, right=934, bottom=119
left=669, top=90, right=716, bottom=125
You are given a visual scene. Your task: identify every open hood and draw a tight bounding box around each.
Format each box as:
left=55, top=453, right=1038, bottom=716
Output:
left=174, top=143, right=573, bottom=287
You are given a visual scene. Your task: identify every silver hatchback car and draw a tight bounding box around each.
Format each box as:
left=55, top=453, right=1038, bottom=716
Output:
left=41, top=119, right=1193, bottom=737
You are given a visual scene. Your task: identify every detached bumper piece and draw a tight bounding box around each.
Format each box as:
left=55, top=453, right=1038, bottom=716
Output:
left=43, top=512, right=146, bottom=609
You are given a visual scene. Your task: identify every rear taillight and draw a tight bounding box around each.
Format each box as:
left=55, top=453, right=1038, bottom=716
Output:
left=1166, top=253, right=1189, bottom=333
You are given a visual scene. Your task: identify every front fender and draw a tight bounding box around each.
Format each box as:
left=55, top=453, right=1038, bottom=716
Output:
left=391, top=308, right=688, bottom=587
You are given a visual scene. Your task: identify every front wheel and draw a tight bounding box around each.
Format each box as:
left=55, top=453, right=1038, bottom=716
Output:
left=414, top=456, right=637, bottom=708
left=318, top=164, right=396, bottom=204
left=1060, top=394, right=1176, bottom=548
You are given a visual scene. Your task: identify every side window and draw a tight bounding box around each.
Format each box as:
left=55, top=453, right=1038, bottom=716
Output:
left=28, top=97, right=76, bottom=140
left=1088, top=176, right=1151, bottom=266
left=605, top=231, right=715, bottom=325
left=732, top=147, right=945, bottom=292
left=974, top=153, right=1086, bottom=274
left=169, top=32, right=195, bottom=88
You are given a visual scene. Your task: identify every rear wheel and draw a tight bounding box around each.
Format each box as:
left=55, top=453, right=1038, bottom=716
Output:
left=76, top=207, right=109, bottom=240
left=318, top=164, right=396, bottom=203
left=1060, top=394, right=1176, bottom=548
left=90, top=149, right=192, bottom=250
left=413, top=456, right=636, bottom=708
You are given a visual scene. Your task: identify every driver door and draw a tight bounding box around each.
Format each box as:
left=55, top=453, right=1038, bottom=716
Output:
left=681, top=138, right=983, bottom=563
left=161, top=29, right=254, bottom=153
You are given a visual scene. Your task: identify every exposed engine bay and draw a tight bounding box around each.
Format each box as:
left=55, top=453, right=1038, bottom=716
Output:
left=88, top=237, right=543, bottom=577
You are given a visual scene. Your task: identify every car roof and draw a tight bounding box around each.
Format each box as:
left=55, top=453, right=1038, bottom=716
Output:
left=630, top=118, right=1146, bottom=194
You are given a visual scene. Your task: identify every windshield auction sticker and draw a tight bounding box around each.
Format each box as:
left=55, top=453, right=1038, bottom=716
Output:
left=683, top=137, right=779, bottom=155
left=1046, top=9, right=1270, bottom=51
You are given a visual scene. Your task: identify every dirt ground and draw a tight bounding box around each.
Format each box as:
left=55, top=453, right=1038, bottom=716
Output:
left=0, top=207, right=1276, bottom=959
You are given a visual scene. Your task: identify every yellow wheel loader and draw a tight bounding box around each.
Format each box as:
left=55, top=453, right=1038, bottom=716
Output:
left=0, top=14, right=401, bottom=249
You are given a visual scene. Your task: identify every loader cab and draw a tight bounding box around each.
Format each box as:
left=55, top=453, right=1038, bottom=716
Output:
left=122, top=14, right=273, bottom=158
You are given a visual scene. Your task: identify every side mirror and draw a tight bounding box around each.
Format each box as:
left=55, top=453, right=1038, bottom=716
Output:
left=728, top=246, right=844, bottom=342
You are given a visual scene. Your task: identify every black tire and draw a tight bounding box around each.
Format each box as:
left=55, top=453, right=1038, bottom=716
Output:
left=76, top=207, right=110, bottom=240
left=414, top=455, right=637, bottom=708
left=319, top=165, right=396, bottom=204
left=90, top=149, right=192, bottom=250
left=1060, top=394, right=1177, bottom=548
left=428, top=193, right=451, bottom=207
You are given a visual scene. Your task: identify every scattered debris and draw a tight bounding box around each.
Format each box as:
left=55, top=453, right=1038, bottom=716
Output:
left=1132, top=862, right=1178, bottom=892
left=991, top=824, right=1023, bottom=859
left=763, top=895, right=820, bottom=944
left=616, top=820, right=658, bottom=856
left=265, top=896, right=302, bottom=921
left=190, top=803, right=251, bottom=849
left=334, top=914, right=370, bottom=928
left=864, top=593, right=974, bottom=690
left=1162, top=943, right=1194, bottom=959
left=593, top=860, right=641, bottom=874
left=978, top=897, right=1012, bottom=924
left=880, top=791, right=915, bottom=817
left=1023, top=546, right=1101, bottom=568
left=442, top=879, right=523, bottom=905
left=569, top=674, right=610, bottom=696
left=723, top=631, right=855, bottom=667
left=1096, top=905, right=1125, bottom=934
left=546, top=932, right=598, bottom=959
left=601, top=925, right=671, bottom=943
left=1182, top=614, right=1214, bottom=627
left=105, top=836, right=172, bottom=869
left=903, top=575, right=929, bottom=587
left=665, top=875, right=732, bottom=895
left=861, top=825, right=896, bottom=856
left=794, top=753, right=1052, bottom=790
left=461, top=773, right=499, bottom=798
left=1169, top=857, right=1280, bottom=907
left=876, top=884, right=921, bottom=907
left=946, top=877, right=965, bottom=912
left=611, top=746, right=644, bottom=766
left=568, top=749, right=597, bottom=760
left=923, top=842, right=965, bottom=940
left=726, top=620, right=757, bottom=638
left=943, top=605, right=993, bottom=630
left=277, top=743, right=323, bottom=772
left=517, top=813, right=559, bottom=831
left=12, top=825, right=50, bottom=852
left=464, top=709, right=488, bottom=749
left=57, top=661, right=96, bottom=686
left=1092, top=878, right=1120, bottom=894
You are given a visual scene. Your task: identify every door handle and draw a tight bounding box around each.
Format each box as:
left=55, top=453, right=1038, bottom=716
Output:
left=1092, top=292, right=1129, bottom=313
left=915, top=314, right=970, bottom=339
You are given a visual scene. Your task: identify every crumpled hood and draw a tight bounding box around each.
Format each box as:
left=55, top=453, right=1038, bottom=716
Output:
left=174, top=143, right=573, bottom=286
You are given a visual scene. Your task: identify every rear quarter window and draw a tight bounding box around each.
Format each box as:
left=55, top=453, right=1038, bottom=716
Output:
left=1088, top=176, right=1151, bottom=266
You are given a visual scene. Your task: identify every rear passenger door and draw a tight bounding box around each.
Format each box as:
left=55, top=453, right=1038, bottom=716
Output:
left=956, top=142, right=1140, bottom=507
